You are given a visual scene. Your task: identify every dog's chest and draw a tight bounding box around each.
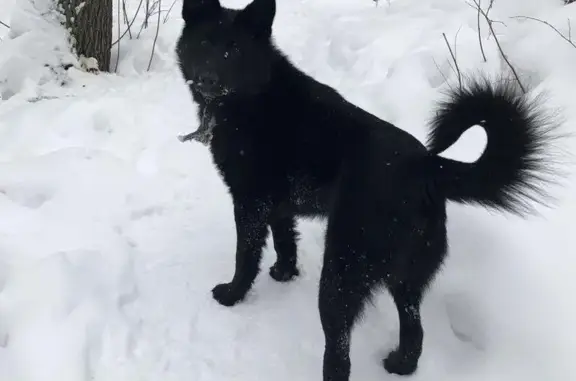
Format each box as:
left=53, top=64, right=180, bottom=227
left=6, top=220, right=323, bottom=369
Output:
left=207, top=115, right=257, bottom=186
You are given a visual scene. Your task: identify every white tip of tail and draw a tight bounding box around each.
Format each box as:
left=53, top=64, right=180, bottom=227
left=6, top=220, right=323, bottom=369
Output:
left=436, top=124, right=487, bottom=164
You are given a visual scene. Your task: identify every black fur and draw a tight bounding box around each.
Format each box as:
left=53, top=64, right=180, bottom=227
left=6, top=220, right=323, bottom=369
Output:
left=175, top=0, right=561, bottom=379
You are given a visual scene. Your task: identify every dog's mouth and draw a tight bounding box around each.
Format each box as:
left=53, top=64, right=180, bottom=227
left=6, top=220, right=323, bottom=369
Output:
left=190, top=83, right=232, bottom=101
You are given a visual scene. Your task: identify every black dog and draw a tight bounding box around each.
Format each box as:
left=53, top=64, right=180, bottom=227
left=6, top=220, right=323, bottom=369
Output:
left=175, top=0, right=560, bottom=379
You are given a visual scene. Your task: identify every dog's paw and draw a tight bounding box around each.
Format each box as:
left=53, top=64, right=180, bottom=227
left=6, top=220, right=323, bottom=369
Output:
left=383, top=349, right=418, bottom=376
left=211, top=283, right=246, bottom=307
left=269, top=263, right=300, bottom=282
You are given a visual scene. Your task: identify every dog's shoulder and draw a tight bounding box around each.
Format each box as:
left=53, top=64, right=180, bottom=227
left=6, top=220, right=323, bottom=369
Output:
left=204, top=61, right=357, bottom=194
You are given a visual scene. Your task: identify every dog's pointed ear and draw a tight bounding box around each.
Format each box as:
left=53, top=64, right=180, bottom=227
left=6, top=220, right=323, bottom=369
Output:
left=235, top=0, right=276, bottom=38
left=182, top=0, right=221, bottom=24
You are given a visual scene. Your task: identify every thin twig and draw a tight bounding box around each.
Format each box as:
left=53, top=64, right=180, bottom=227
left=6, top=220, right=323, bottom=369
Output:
left=163, top=0, right=179, bottom=23
left=148, top=0, right=162, bottom=71
left=491, top=20, right=508, bottom=28
left=487, top=0, right=495, bottom=14
left=477, top=0, right=487, bottom=62
left=511, top=15, right=576, bottom=50
left=112, top=0, right=144, bottom=47
left=115, top=0, right=121, bottom=72
left=442, top=32, right=462, bottom=89
left=432, top=57, right=454, bottom=92
left=466, top=0, right=506, bottom=40
left=453, top=26, right=462, bottom=68
left=139, top=0, right=159, bottom=37
left=149, top=9, right=169, bottom=17
left=0, top=20, right=9, bottom=29
left=122, top=0, right=133, bottom=38
left=138, top=1, right=160, bottom=38
left=472, top=0, right=526, bottom=93
left=144, top=0, right=150, bottom=29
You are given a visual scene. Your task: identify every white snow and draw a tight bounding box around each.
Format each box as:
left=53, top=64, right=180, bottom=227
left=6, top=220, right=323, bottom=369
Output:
left=1, top=0, right=576, bottom=380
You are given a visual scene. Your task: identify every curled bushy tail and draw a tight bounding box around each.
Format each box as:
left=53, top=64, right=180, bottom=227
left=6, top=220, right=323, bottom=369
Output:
left=424, top=77, right=563, bottom=216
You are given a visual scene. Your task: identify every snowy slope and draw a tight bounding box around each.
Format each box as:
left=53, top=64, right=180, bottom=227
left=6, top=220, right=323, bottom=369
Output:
left=1, top=0, right=576, bottom=380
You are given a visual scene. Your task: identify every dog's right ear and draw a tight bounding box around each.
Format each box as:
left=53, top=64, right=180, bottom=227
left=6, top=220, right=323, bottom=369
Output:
left=235, top=0, right=276, bottom=38
left=182, top=0, right=221, bottom=24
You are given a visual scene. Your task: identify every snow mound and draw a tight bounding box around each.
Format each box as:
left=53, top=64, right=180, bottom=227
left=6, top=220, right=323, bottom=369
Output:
left=0, top=0, right=79, bottom=101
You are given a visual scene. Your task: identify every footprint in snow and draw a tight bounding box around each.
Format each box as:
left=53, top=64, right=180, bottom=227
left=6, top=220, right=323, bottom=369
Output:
left=0, top=186, right=53, bottom=209
left=444, top=293, right=487, bottom=351
left=129, top=205, right=166, bottom=220
left=92, top=111, right=114, bottom=134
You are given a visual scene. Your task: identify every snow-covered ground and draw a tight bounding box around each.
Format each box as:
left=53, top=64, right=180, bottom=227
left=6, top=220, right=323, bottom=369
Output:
left=1, top=0, right=576, bottom=380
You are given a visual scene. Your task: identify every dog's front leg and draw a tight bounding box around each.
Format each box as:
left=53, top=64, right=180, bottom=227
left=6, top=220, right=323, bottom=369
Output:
left=268, top=214, right=300, bottom=282
left=212, top=200, right=270, bottom=307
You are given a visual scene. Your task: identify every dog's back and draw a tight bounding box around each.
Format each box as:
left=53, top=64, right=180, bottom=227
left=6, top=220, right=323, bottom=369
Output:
left=206, top=56, right=428, bottom=217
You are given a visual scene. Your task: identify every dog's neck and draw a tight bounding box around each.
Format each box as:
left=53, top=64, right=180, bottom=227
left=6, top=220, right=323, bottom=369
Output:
left=181, top=55, right=306, bottom=146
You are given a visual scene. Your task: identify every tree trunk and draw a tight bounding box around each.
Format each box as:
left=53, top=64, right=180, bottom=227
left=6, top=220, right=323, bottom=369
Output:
left=58, top=0, right=113, bottom=72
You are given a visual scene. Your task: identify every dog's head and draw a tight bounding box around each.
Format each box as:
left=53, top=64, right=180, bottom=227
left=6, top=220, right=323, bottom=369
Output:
left=176, top=0, right=277, bottom=100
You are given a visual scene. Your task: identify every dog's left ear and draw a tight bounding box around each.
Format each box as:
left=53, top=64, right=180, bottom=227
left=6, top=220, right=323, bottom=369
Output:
left=235, top=0, right=276, bottom=38
left=182, top=0, right=221, bottom=24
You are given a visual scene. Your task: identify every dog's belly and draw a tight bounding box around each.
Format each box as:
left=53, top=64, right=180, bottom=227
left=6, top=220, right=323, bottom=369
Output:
left=288, top=182, right=334, bottom=218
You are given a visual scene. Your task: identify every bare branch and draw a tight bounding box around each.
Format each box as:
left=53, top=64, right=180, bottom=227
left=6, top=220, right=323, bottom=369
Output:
left=122, top=0, right=133, bottom=38
left=470, top=0, right=526, bottom=93
left=139, top=0, right=160, bottom=37
left=466, top=0, right=506, bottom=40
left=487, top=0, right=495, bottom=14
left=144, top=0, right=150, bottom=29
left=491, top=20, right=508, bottom=28
left=0, top=20, right=9, bottom=29
left=511, top=15, right=576, bottom=50
left=115, top=0, right=121, bottom=72
left=111, top=0, right=144, bottom=47
left=442, top=32, right=462, bottom=89
left=148, top=0, right=162, bottom=71
left=163, top=0, right=179, bottom=23
left=476, top=0, right=487, bottom=62
left=432, top=57, right=454, bottom=92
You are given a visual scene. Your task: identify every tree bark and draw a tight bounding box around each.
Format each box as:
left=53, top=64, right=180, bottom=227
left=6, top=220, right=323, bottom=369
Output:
left=58, top=0, right=113, bottom=72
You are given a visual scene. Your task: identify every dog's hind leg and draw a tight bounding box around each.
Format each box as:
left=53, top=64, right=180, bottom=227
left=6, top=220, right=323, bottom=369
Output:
left=319, top=256, right=374, bottom=381
left=383, top=282, right=425, bottom=375
left=269, top=215, right=300, bottom=282
left=212, top=200, right=271, bottom=307
left=383, top=222, right=448, bottom=375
